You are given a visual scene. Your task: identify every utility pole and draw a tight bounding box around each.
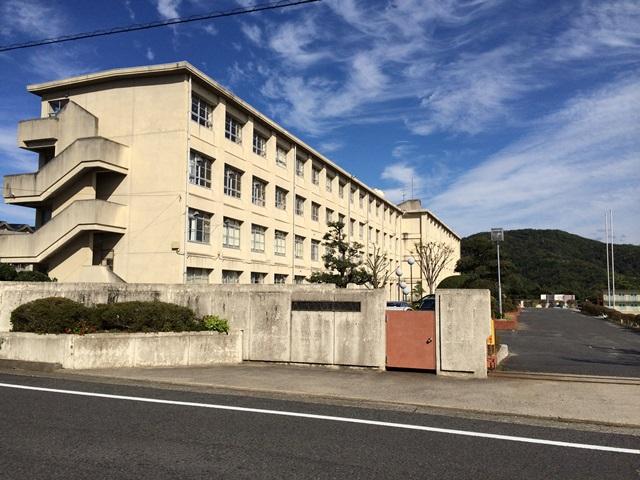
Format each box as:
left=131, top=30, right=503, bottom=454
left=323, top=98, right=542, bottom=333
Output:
left=611, top=209, right=616, bottom=309
left=605, top=211, right=611, bottom=307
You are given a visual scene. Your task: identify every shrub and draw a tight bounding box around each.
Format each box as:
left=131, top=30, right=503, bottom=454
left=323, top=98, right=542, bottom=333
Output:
left=11, top=297, right=96, bottom=334
left=15, top=270, right=52, bottom=282
left=0, top=264, right=17, bottom=281
left=201, top=315, right=229, bottom=334
left=90, top=301, right=200, bottom=332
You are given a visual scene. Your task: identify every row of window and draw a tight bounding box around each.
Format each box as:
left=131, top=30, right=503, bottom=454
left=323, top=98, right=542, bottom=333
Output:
left=188, top=210, right=324, bottom=260
left=190, top=151, right=398, bottom=231
left=190, top=97, right=399, bottom=222
left=187, top=267, right=305, bottom=285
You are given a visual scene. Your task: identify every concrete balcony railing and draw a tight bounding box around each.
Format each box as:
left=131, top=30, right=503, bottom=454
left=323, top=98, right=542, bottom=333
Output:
left=0, top=200, right=127, bottom=263
left=4, top=137, right=129, bottom=205
left=17, top=101, right=98, bottom=152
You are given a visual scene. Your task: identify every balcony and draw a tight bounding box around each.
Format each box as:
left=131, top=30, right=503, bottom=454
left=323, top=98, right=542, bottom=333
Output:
left=0, top=199, right=127, bottom=263
left=4, top=137, right=129, bottom=205
left=17, top=101, right=98, bottom=152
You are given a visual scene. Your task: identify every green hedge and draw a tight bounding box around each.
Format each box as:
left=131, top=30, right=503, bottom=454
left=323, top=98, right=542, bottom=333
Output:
left=11, top=297, right=96, bottom=334
left=580, top=301, right=640, bottom=329
left=91, top=301, right=200, bottom=333
left=11, top=298, right=229, bottom=334
left=0, top=264, right=52, bottom=282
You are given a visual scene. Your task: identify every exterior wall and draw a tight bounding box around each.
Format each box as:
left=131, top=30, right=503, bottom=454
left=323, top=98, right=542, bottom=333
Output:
left=2, top=63, right=460, bottom=299
left=603, top=291, right=640, bottom=314
left=0, top=331, right=242, bottom=369
left=435, top=289, right=491, bottom=378
left=0, top=283, right=386, bottom=369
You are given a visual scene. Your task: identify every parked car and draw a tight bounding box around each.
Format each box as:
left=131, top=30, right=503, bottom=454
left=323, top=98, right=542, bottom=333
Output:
left=416, top=295, right=436, bottom=311
left=386, top=301, right=413, bottom=311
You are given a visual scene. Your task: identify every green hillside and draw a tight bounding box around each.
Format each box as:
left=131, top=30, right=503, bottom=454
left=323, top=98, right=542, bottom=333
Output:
left=442, top=229, right=640, bottom=302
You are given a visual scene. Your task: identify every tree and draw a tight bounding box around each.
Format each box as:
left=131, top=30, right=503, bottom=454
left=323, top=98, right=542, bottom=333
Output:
left=307, top=221, right=370, bottom=288
left=363, top=245, right=392, bottom=289
left=414, top=241, right=456, bottom=294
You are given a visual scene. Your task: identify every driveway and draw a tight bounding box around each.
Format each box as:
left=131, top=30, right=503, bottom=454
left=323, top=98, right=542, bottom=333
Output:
left=499, top=308, right=640, bottom=377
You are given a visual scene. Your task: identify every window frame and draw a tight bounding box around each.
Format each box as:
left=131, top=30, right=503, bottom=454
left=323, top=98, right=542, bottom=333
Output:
left=294, top=235, right=305, bottom=259
left=311, top=202, right=320, bottom=222
left=223, top=218, right=241, bottom=249
left=274, top=230, right=287, bottom=256
left=251, top=224, right=266, bottom=252
left=275, top=187, right=287, bottom=210
left=295, top=195, right=305, bottom=216
left=224, top=165, right=243, bottom=199
left=252, top=132, right=267, bottom=157
left=191, top=94, right=213, bottom=128
left=252, top=176, right=266, bottom=207
left=188, top=150, right=213, bottom=189
left=225, top=114, right=243, bottom=144
left=188, top=209, right=211, bottom=244
left=276, top=146, right=288, bottom=167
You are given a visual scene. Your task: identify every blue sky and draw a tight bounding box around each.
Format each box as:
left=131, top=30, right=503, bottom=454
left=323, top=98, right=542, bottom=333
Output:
left=0, top=0, right=638, bottom=244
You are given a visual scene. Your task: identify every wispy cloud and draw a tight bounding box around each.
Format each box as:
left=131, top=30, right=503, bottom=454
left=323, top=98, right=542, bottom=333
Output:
left=146, top=47, right=155, bottom=61
left=155, top=0, right=181, bottom=19
left=241, top=23, right=262, bottom=45
left=0, top=0, right=65, bottom=38
left=0, top=126, right=37, bottom=170
left=429, top=75, right=640, bottom=243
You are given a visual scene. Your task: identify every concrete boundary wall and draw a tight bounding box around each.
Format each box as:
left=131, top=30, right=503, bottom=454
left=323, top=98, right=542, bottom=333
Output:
left=0, top=283, right=386, bottom=369
left=0, top=331, right=242, bottom=369
left=435, top=289, right=492, bottom=379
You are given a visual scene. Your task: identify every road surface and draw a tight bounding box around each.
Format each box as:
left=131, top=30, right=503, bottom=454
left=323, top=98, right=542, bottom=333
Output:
left=499, top=308, right=640, bottom=377
left=0, top=372, right=638, bottom=479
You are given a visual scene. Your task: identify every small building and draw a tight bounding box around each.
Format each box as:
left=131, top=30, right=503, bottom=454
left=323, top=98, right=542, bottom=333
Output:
left=603, top=291, right=640, bottom=314
left=540, top=293, right=575, bottom=307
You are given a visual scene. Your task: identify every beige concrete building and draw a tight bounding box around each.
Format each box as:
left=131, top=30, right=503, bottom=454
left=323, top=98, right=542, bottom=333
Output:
left=1, top=62, right=459, bottom=295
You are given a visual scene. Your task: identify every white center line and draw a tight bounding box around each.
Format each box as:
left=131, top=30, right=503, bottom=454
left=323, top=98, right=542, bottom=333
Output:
left=1, top=382, right=638, bottom=455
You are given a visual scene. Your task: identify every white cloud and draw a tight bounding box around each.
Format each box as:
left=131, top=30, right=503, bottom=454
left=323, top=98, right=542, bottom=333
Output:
left=551, top=1, right=640, bottom=61
left=0, top=0, right=65, bottom=38
left=0, top=126, right=37, bottom=171
left=123, top=0, right=136, bottom=20
left=241, top=23, right=262, bottom=44
left=146, top=47, right=155, bottom=61
left=23, top=47, right=94, bottom=80
left=318, top=140, right=343, bottom=153
left=156, top=0, right=181, bottom=19
left=428, top=76, right=640, bottom=243
left=202, top=24, right=218, bottom=36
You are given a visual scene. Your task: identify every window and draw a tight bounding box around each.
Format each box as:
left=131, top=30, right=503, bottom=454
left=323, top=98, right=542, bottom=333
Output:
left=369, top=200, right=373, bottom=213
left=326, top=208, right=334, bottom=225
left=223, top=218, right=241, bottom=249
left=312, top=166, right=321, bottom=185
left=359, top=222, right=364, bottom=239
left=326, top=173, right=333, bottom=193
left=349, top=219, right=355, bottom=237
left=311, top=240, right=320, bottom=261
left=251, top=272, right=266, bottom=284
left=376, top=229, right=380, bottom=244
left=252, top=177, right=266, bottom=206
left=275, top=187, right=287, bottom=210
left=359, top=194, right=365, bottom=209
left=276, top=146, right=288, bottom=167
left=191, top=95, right=212, bottom=127
left=339, top=182, right=345, bottom=198
left=224, top=165, right=242, bottom=198
left=295, top=236, right=304, bottom=259
left=188, top=209, right=210, bottom=243
left=274, top=273, right=287, bottom=284
left=294, top=276, right=305, bottom=285
left=296, top=157, right=305, bottom=177
left=48, top=99, right=68, bottom=117
left=274, top=230, right=287, bottom=256
left=295, top=195, right=305, bottom=216
left=253, top=132, right=267, bottom=157
left=338, top=213, right=345, bottom=225
left=186, top=267, right=211, bottom=284
left=350, top=188, right=356, bottom=204
left=376, top=202, right=381, bottom=217
left=189, top=150, right=212, bottom=188
left=225, top=114, right=242, bottom=143
left=222, top=270, right=241, bottom=284
left=251, top=224, right=266, bottom=252
left=311, top=202, right=320, bottom=221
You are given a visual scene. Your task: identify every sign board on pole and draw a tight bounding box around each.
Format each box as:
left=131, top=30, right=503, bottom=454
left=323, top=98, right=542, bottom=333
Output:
left=491, top=228, right=504, bottom=242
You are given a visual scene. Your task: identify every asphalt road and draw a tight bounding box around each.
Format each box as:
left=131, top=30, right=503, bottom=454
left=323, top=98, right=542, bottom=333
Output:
left=0, top=372, right=638, bottom=479
left=499, top=308, right=640, bottom=377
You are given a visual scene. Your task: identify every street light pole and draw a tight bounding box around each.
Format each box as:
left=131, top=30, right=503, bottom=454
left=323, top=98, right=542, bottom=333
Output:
left=406, top=256, right=415, bottom=303
left=395, top=266, right=403, bottom=302
left=491, top=228, right=504, bottom=318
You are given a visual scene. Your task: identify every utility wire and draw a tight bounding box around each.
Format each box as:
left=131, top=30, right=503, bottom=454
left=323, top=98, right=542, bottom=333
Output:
left=0, top=0, right=321, bottom=52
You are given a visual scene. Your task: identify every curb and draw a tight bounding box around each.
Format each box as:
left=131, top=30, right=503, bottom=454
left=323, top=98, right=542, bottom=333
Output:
left=0, top=359, right=62, bottom=372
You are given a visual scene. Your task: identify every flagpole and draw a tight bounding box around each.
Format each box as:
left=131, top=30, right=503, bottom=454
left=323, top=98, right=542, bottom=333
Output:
left=605, top=211, right=611, bottom=307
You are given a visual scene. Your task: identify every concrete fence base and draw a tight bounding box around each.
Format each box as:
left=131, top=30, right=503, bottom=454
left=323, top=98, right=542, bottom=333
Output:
left=0, top=331, right=242, bottom=369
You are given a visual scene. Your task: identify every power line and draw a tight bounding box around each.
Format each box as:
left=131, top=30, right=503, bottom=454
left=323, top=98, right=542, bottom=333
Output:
left=0, top=0, right=321, bottom=53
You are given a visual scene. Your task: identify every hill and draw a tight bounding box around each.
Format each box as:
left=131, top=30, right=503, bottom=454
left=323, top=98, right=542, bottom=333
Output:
left=446, top=229, right=640, bottom=302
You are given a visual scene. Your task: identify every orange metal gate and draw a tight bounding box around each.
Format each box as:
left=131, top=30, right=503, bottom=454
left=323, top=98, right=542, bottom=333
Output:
left=386, top=311, right=436, bottom=370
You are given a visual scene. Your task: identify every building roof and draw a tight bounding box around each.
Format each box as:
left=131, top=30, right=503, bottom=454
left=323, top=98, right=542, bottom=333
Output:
left=27, top=61, right=459, bottom=237
left=0, top=221, right=34, bottom=233
left=397, top=199, right=460, bottom=240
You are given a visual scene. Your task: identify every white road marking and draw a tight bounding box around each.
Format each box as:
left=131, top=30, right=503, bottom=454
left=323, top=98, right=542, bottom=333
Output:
left=1, top=382, right=638, bottom=455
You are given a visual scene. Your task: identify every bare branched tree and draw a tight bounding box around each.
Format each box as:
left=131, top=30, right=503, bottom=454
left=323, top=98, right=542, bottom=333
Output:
left=364, top=245, right=392, bottom=289
left=414, top=241, right=456, bottom=294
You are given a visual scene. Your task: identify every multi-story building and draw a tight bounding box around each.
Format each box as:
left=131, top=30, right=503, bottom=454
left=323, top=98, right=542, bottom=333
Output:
left=603, top=291, right=640, bottom=314
left=0, top=62, right=459, bottom=294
